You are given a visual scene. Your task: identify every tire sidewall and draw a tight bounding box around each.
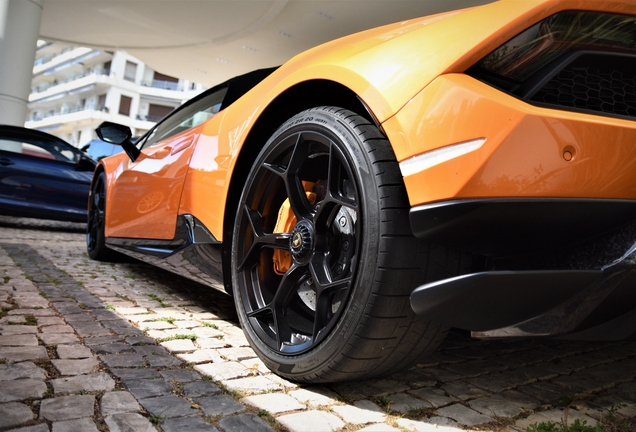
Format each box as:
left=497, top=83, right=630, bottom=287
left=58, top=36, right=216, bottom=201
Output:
left=231, top=108, right=383, bottom=379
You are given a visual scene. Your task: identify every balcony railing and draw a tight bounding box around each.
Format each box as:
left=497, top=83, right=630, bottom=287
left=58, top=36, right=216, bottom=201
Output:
left=31, top=68, right=112, bottom=94
left=141, top=79, right=184, bottom=91
left=29, top=105, right=109, bottom=121
left=33, top=46, right=77, bottom=66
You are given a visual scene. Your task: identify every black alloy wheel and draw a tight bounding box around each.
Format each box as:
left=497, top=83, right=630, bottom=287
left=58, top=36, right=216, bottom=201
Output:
left=232, top=107, right=452, bottom=382
left=86, top=172, right=115, bottom=261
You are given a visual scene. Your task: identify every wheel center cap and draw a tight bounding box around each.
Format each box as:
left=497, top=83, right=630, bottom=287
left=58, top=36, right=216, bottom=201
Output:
left=292, top=232, right=303, bottom=250
left=290, top=220, right=314, bottom=265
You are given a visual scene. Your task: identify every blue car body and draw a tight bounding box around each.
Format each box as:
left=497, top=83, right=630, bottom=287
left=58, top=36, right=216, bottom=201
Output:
left=0, top=125, right=96, bottom=222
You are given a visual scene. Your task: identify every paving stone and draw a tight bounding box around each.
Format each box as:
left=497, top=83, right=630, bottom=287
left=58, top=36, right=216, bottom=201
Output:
left=71, top=322, right=112, bottom=337
left=92, top=309, right=120, bottom=321
left=177, top=349, right=224, bottom=364
left=56, top=344, right=93, bottom=359
left=0, top=401, right=34, bottom=429
left=396, top=417, right=460, bottom=431
left=84, top=336, right=122, bottom=346
left=161, top=415, right=219, bottom=432
left=40, top=324, right=74, bottom=334
left=111, top=368, right=162, bottom=380
left=183, top=380, right=222, bottom=398
left=91, top=342, right=135, bottom=354
left=0, top=361, right=47, bottom=380
left=440, top=380, right=490, bottom=401
left=435, top=403, right=493, bottom=427
left=195, top=337, right=227, bottom=349
left=52, top=372, right=115, bottom=393
left=0, top=325, right=39, bottom=335
left=141, top=321, right=176, bottom=330
left=242, top=393, right=305, bottom=414
left=196, top=394, right=245, bottom=416
left=194, top=361, right=249, bottom=381
left=115, top=307, right=148, bottom=315
left=145, top=353, right=183, bottom=367
left=388, top=392, right=432, bottom=413
left=62, top=313, right=94, bottom=323
left=0, top=334, right=38, bottom=346
left=333, top=400, right=386, bottom=424
left=217, top=347, right=257, bottom=361
left=124, top=378, right=173, bottom=399
left=468, top=394, right=526, bottom=418
left=0, top=378, right=47, bottom=402
left=38, top=333, right=80, bottom=345
left=39, top=394, right=96, bottom=421
left=0, top=346, right=48, bottom=362
left=159, top=369, right=200, bottom=382
left=101, top=391, right=140, bottom=415
left=104, top=413, right=155, bottom=432
left=52, top=358, right=100, bottom=375
left=139, top=395, right=198, bottom=418
left=51, top=417, right=100, bottom=432
left=125, top=335, right=156, bottom=346
left=289, top=388, right=340, bottom=407
left=358, top=425, right=400, bottom=432
left=100, top=353, right=145, bottom=368
left=6, top=423, right=49, bottom=432
left=218, top=413, right=274, bottom=432
left=277, top=410, right=345, bottom=432
left=132, top=345, right=169, bottom=356
left=408, top=387, right=457, bottom=408
left=160, top=338, right=197, bottom=353
left=221, top=376, right=281, bottom=393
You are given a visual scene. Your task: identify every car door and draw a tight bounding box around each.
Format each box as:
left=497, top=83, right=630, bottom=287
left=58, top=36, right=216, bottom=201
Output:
left=0, top=128, right=95, bottom=222
left=107, top=86, right=228, bottom=240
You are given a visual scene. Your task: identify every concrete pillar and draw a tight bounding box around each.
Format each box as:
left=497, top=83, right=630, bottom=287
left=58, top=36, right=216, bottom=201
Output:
left=0, top=0, right=43, bottom=126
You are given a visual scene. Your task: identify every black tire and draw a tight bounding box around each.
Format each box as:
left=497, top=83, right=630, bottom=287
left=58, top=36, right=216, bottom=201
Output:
left=231, top=107, right=467, bottom=383
left=86, top=171, right=117, bottom=261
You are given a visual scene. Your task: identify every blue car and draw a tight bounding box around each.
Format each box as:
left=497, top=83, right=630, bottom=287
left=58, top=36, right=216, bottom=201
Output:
left=81, top=138, right=123, bottom=161
left=0, top=125, right=96, bottom=222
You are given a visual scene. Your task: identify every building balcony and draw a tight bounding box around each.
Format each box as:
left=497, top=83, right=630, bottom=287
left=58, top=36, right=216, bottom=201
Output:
left=33, top=47, right=99, bottom=76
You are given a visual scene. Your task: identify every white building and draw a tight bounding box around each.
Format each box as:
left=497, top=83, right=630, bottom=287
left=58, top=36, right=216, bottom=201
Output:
left=25, top=41, right=205, bottom=147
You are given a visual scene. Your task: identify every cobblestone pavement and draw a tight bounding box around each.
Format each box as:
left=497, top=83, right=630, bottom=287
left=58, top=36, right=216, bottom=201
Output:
left=0, top=216, right=635, bottom=432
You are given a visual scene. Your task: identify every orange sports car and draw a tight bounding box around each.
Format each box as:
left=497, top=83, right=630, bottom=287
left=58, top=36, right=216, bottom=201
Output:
left=88, top=0, right=636, bottom=383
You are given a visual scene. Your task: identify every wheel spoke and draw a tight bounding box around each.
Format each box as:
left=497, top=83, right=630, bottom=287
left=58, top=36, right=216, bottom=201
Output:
left=310, top=261, right=351, bottom=339
left=270, top=265, right=305, bottom=349
left=238, top=205, right=291, bottom=271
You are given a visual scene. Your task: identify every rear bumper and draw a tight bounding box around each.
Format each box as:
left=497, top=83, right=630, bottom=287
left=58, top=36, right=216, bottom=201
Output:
left=409, top=198, right=636, bottom=339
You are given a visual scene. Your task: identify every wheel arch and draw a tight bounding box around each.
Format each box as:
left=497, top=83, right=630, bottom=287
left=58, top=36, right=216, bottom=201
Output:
left=220, top=79, right=378, bottom=294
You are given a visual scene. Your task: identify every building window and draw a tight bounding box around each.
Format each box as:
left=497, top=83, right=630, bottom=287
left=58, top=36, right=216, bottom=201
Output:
left=124, top=61, right=137, bottom=82
left=119, top=95, right=132, bottom=116
left=103, top=61, right=111, bottom=75
left=147, top=104, right=173, bottom=122
left=152, top=72, right=179, bottom=90
left=97, top=94, right=107, bottom=111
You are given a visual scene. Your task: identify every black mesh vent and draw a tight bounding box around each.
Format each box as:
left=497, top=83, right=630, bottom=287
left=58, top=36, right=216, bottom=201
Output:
left=529, top=56, right=636, bottom=119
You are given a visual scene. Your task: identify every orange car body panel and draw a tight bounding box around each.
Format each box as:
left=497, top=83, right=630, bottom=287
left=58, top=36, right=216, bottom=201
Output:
left=99, top=0, right=636, bottom=242
left=102, top=126, right=201, bottom=239
left=384, top=74, right=636, bottom=206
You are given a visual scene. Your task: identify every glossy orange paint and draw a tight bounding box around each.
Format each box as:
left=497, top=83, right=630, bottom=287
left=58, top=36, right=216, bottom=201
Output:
left=384, top=74, right=636, bottom=206
left=104, top=125, right=202, bottom=239
left=100, top=0, right=636, bottom=242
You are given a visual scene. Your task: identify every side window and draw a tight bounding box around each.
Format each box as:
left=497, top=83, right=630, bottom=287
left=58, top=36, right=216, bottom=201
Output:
left=139, top=86, right=228, bottom=150
left=0, top=138, right=76, bottom=162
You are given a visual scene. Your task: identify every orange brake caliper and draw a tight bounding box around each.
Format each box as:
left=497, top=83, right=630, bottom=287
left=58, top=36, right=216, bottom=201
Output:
left=272, top=181, right=316, bottom=275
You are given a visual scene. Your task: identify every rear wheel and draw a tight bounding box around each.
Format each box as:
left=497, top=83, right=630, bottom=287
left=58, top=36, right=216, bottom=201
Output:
left=231, top=107, right=456, bottom=382
left=87, top=172, right=117, bottom=261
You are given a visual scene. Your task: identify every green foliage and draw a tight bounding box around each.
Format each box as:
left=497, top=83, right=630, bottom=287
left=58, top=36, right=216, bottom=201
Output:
left=527, top=419, right=603, bottom=432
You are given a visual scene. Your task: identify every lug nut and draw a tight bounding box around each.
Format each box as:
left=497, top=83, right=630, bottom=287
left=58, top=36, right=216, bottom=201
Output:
left=342, top=241, right=349, bottom=251
left=339, top=216, right=346, bottom=227
left=335, top=265, right=343, bottom=275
